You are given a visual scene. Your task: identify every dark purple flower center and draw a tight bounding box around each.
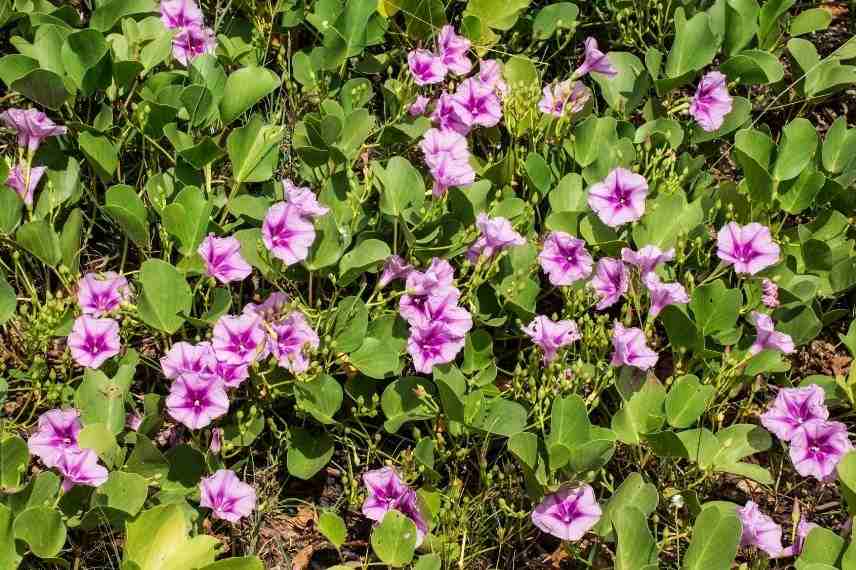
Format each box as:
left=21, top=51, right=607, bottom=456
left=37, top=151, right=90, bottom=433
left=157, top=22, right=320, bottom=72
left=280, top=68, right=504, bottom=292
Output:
left=732, top=241, right=759, bottom=264
left=554, top=497, right=582, bottom=523
left=83, top=334, right=108, bottom=355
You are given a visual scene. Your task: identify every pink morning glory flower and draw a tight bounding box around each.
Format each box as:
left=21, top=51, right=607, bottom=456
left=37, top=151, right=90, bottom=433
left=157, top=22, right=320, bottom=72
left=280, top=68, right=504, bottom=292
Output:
left=362, top=467, right=428, bottom=545
left=282, top=179, right=329, bottom=219
left=55, top=448, right=108, bottom=492
left=200, top=469, right=257, bottom=523
left=643, top=273, right=689, bottom=318
left=761, top=278, right=780, bottom=308
left=789, top=419, right=852, bottom=481
left=406, top=292, right=472, bottom=338
left=166, top=374, right=230, bottom=430
left=270, top=311, right=319, bottom=373
left=467, top=213, right=525, bottom=262
left=67, top=315, right=121, bottom=369
left=430, top=154, right=475, bottom=197
left=27, top=408, right=82, bottom=468
left=77, top=272, right=132, bottom=316
left=172, top=24, right=216, bottom=66
left=522, top=315, right=581, bottom=363
left=738, top=501, right=785, bottom=558
left=421, top=128, right=470, bottom=166
left=436, top=25, right=472, bottom=76
left=407, top=49, right=446, bottom=86
left=531, top=485, right=602, bottom=541
left=588, top=167, right=648, bottom=228
left=574, top=37, right=617, bottom=78
left=538, top=232, right=594, bottom=286
left=378, top=255, right=414, bottom=289
left=760, top=384, right=828, bottom=442
left=621, top=245, right=675, bottom=276
left=408, top=95, right=430, bottom=117
left=209, top=427, right=222, bottom=454
left=538, top=80, right=590, bottom=118
left=399, top=258, right=458, bottom=323
left=126, top=412, right=143, bottom=431
left=160, top=0, right=204, bottom=29
left=749, top=312, right=795, bottom=355
left=610, top=322, right=658, bottom=370
left=430, top=92, right=470, bottom=134
left=262, top=202, right=317, bottom=266
left=6, top=163, right=46, bottom=206
left=451, top=78, right=502, bottom=129
left=211, top=361, right=250, bottom=389
left=199, top=234, right=252, bottom=284
left=407, top=321, right=467, bottom=373
left=590, top=258, right=628, bottom=310
left=212, top=314, right=270, bottom=366
left=690, top=71, right=733, bottom=132
left=161, top=341, right=217, bottom=379
left=717, top=222, right=780, bottom=275
left=477, top=59, right=508, bottom=96
left=243, top=291, right=290, bottom=324
left=0, top=108, right=67, bottom=153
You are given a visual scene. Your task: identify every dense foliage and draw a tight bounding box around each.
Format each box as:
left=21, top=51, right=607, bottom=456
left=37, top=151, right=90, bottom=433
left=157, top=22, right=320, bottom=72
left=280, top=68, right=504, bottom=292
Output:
left=0, top=0, right=855, bottom=568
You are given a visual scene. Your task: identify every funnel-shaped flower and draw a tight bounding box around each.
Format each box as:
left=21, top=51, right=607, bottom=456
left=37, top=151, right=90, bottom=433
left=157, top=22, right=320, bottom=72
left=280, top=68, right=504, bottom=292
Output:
left=262, top=202, right=317, bottom=265
left=590, top=258, right=628, bottom=310
left=717, top=222, right=780, bottom=275
left=0, top=108, right=67, bottom=153
left=588, top=168, right=648, bottom=228
left=28, top=408, right=82, bottom=468
left=538, top=232, right=593, bottom=286
left=738, top=501, right=785, bottom=558
left=789, top=419, right=852, bottom=481
left=408, top=49, right=445, bottom=86
left=621, top=245, right=675, bottom=276
left=644, top=273, right=689, bottom=317
left=172, top=25, right=216, bottom=66
left=68, top=316, right=121, bottom=369
left=531, top=485, right=602, bottom=541
left=56, top=448, right=108, bottom=492
left=199, top=234, right=252, bottom=284
left=760, top=385, right=828, bottom=442
left=574, top=37, right=617, bottom=78
left=610, top=322, right=658, bottom=370
left=522, top=315, right=581, bottom=363
left=467, top=213, right=525, bottom=262
left=437, top=25, right=472, bottom=76
left=270, top=311, right=319, bottom=373
left=362, top=467, right=428, bottom=545
left=166, top=374, right=229, bottom=430
left=690, top=71, right=733, bottom=132
left=212, top=314, right=270, bottom=366
left=749, top=312, right=795, bottom=355
left=6, top=163, right=46, bottom=206
left=78, top=272, right=132, bottom=316
left=200, top=469, right=257, bottom=523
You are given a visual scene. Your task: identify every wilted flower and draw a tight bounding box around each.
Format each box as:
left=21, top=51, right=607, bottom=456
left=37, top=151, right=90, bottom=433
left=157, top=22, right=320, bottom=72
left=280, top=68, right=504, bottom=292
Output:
left=28, top=408, right=82, bottom=468
left=77, top=272, right=132, bottom=316
left=531, top=485, right=602, bottom=541
left=760, top=385, right=828, bottom=442
left=590, top=258, right=628, bottom=310
left=408, top=49, right=445, bottom=86
left=0, top=108, right=67, bottom=153
left=762, top=278, right=780, bottom=308
left=200, top=469, right=257, bottom=523
left=644, top=273, right=689, bottom=318
left=270, top=311, right=319, bottom=373
left=738, top=501, right=785, bottom=558
left=477, top=59, right=508, bottom=96
left=538, top=232, right=594, bottom=286
left=126, top=412, right=143, bottom=432
left=409, top=95, right=430, bottom=117
left=451, top=77, right=502, bottom=128
left=243, top=292, right=290, bottom=324
left=160, top=0, right=204, bottom=29
left=378, top=255, right=414, bottom=289
left=466, top=213, right=525, bottom=262
left=610, top=322, right=658, bottom=370
left=199, top=234, right=252, bottom=284
left=67, top=315, right=121, bottom=369
left=789, top=419, right=852, bottom=481
left=212, top=314, right=270, bottom=366
left=436, top=25, right=472, bottom=75
left=209, top=427, right=222, bottom=454
left=690, top=71, right=733, bottom=132
left=588, top=167, right=648, bottom=227
left=172, top=25, right=216, bottom=66
left=717, top=222, right=780, bottom=275
left=6, top=163, right=46, bottom=206
left=621, top=245, right=675, bottom=276
left=407, top=321, right=467, bottom=373
left=282, top=179, right=329, bottom=219
left=431, top=92, right=470, bottom=134
left=166, top=374, right=229, bottom=429
left=749, top=312, right=795, bottom=355
left=161, top=341, right=216, bottom=379
left=262, top=202, right=317, bottom=265
left=522, top=315, right=581, bottom=363
left=362, top=467, right=428, bottom=545
left=538, top=80, right=590, bottom=118
left=574, top=37, right=617, bottom=78
left=55, top=448, right=108, bottom=492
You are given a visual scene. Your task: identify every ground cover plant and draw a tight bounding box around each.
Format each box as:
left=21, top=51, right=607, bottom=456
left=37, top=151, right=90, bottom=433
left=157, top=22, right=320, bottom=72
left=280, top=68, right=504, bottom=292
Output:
left=0, top=0, right=855, bottom=568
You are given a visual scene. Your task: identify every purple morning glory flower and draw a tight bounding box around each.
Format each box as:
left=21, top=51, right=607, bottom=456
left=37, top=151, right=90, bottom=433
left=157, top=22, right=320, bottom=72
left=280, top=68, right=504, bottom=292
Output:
left=451, top=78, right=502, bottom=129
left=690, top=71, right=733, bottom=132
left=430, top=92, right=470, bottom=135
left=749, top=312, right=795, bottom=355
left=467, top=213, right=525, bottom=262
left=643, top=273, right=689, bottom=318
left=531, top=485, right=602, bottom=541
left=199, top=234, right=252, bottom=284
left=590, top=258, right=629, bottom=310
left=282, top=179, right=329, bottom=219
left=399, top=258, right=458, bottom=323
left=789, top=419, right=852, bottom=481
left=378, top=255, right=414, bottom=289
left=55, top=448, right=108, bottom=492
left=421, top=127, right=470, bottom=167
left=6, top=163, right=46, bottom=206
left=262, top=202, right=317, bottom=266
left=538, top=80, right=590, bottom=118
left=67, top=315, right=121, bottom=369
left=621, top=245, right=675, bottom=276
left=270, top=311, right=319, bottom=373
left=477, top=59, right=508, bottom=96
left=362, top=467, right=428, bottom=545
left=717, top=222, right=780, bottom=275
left=611, top=322, right=658, bottom=370
left=160, top=0, right=204, bottom=29
left=760, top=385, right=828, bottom=442
left=77, top=272, right=132, bottom=316
left=522, top=315, right=581, bottom=363
left=27, top=408, right=82, bottom=468
left=408, top=95, right=430, bottom=117
left=407, top=321, right=467, bottom=373
left=761, top=278, right=780, bottom=308
left=428, top=154, right=475, bottom=197
left=172, top=24, right=216, bottom=66
left=574, top=37, right=617, bottom=78
left=200, top=469, right=257, bottom=523
left=0, top=108, right=67, bottom=153
left=538, top=231, right=594, bottom=286
left=738, top=501, right=785, bottom=558
left=588, top=167, right=649, bottom=228
left=408, top=49, right=446, bottom=86
left=161, top=341, right=217, bottom=379
left=243, top=292, right=290, bottom=324
left=212, top=314, right=270, bottom=366
left=166, top=374, right=230, bottom=430
left=406, top=292, right=472, bottom=338
left=211, top=361, right=250, bottom=389
left=436, top=25, right=472, bottom=76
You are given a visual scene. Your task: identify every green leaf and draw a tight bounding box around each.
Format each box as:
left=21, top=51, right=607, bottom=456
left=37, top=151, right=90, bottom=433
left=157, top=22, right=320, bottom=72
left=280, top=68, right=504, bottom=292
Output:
left=92, top=472, right=148, bottom=517
left=773, top=118, right=818, bottom=182
left=822, top=117, right=856, bottom=174
left=682, top=506, right=741, bottom=570
left=790, top=8, right=832, bottom=36
left=463, top=0, right=531, bottom=31
left=162, top=186, right=212, bottom=256
left=226, top=115, right=285, bottom=184
left=220, top=67, right=281, bottom=125
left=532, top=2, right=578, bottom=38
left=0, top=436, right=28, bottom=492
left=712, top=424, right=772, bottom=466
left=524, top=151, right=552, bottom=193
left=0, top=504, right=22, bottom=569
left=382, top=376, right=437, bottom=433
left=721, top=50, right=784, bottom=85
left=199, top=557, right=264, bottom=570
left=614, top=506, right=657, bottom=570
left=60, top=207, right=84, bottom=274
left=136, top=259, right=192, bottom=334
left=0, top=273, right=16, bottom=326
left=689, top=280, right=741, bottom=336
left=547, top=394, right=590, bottom=467
left=304, top=213, right=347, bottom=270
left=180, top=84, right=215, bottom=127
left=91, top=0, right=157, bottom=32
left=123, top=504, right=218, bottom=570
left=594, top=473, right=659, bottom=537
left=593, top=52, right=649, bottom=116
left=105, top=184, right=149, bottom=246
left=723, top=0, right=760, bottom=55
left=339, top=239, right=390, bottom=280
left=574, top=116, right=618, bottom=167
left=758, top=0, right=796, bottom=47
left=13, top=506, right=66, bottom=559
left=317, top=511, right=347, bottom=548
left=163, top=445, right=206, bottom=494
left=633, top=191, right=703, bottom=249
left=838, top=451, right=856, bottom=516
left=462, top=329, right=493, bottom=375
left=666, top=375, right=714, bottom=428
left=11, top=69, right=70, bottom=109
left=295, top=374, right=343, bottom=425
left=75, top=368, right=128, bottom=435
left=376, top=156, right=425, bottom=218
left=61, top=29, right=110, bottom=95
left=665, top=10, right=720, bottom=78
left=611, top=380, right=667, bottom=445
left=349, top=316, right=407, bottom=379
left=287, top=428, right=334, bottom=480
left=77, top=422, right=120, bottom=468
left=796, top=527, right=845, bottom=568
left=371, top=511, right=417, bottom=567
left=126, top=435, right=169, bottom=480
left=465, top=392, right=528, bottom=437
left=16, top=220, right=62, bottom=266
left=79, top=131, right=119, bottom=184
left=778, top=167, right=825, bottom=214
left=634, top=118, right=684, bottom=149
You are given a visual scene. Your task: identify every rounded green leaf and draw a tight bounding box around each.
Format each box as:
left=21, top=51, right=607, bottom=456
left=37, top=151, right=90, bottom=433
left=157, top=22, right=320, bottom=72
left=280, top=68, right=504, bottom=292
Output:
left=339, top=239, right=390, bottom=280
left=0, top=436, right=28, bottom=492
left=682, top=506, right=741, bottom=570
left=371, top=511, right=417, bottom=567
left=721, top=50, right=784, bottom=85
left=13, top=506, right=67, bottom=559
left=16, top=220, right=62, bottom=266
left=317, top=511, right=347, bottom=548
left=294, top=374, right=344, bottom=425
left=772, top=118, right=818, bottom=182
left=286, top=428, right=334, bottom=480
left=92, top=472, right=148, bottom=516
left=666, top=375, right=715, bottom=428
left=220, top=66, right=281, bottom=124
left=105, top=184, right=150, bottom=246
left=11, top=69, right=70, bottom=110
left=136, top=259, right=192, bottom=334
left=532, top=2, right=578, bottom=39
